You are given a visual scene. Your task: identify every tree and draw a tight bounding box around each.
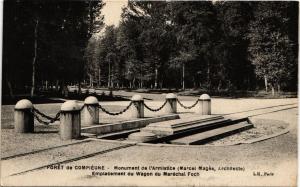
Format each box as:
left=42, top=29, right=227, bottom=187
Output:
left=3, top=0, right=105, bottom=97
left=247, top=2, right=298, bottom=95
left=80, top=1, right=298, bottom=93
left=96, top=26, right=120, bottom=88
left=169, top=1, right=218, bottom=89
left=84, top=37, right=100, bottom=87
left=119, top=1, right=175, bottom=89
left=214, top=1, right=255, bottom=90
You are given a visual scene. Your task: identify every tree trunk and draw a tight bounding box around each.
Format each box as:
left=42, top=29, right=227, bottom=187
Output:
left=56, top=80, right=59, bottom=92
left=154, top=68, right=158, bottom=89
left=78, top=81, right=82, bottom=94
left=45, top=80, right=48, bottom=90
left=98, top=68, right=101, bottom=87
left=277, top=83, right=280, bottom=94
left=217, top=79, right=222, bottom=91
left=89, top=74, right=93, bottom=88
left=31, top=19, right=39, bottom=97
left=7, top=80, right=14, bottom=99
left=271, top=85, right=275, bottom=96
left=61, top=81, right=69, bottom=98
left=60, top=80, right=65, bottom=95
left=159, top=81, right=163, bottom=89
left=264, top=75, right=268, bottom=92
left=108, top=61, right=111, bottom=88
left=182, top=63, right=185, bottom=90
left=207, top=60, right=210, bottom=89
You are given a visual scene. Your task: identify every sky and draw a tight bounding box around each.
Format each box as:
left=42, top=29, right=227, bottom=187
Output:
left=102, top=0, right=128, bottom=26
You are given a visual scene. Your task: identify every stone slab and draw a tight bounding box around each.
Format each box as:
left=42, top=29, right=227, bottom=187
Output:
left=142, top=115, right=229, bottom=136
left=146, top=115, right=223, bottom=128
left=97, top=129, right=140, bottom=139
left=128, top=132, right=157, bottom=142
left=142, top=118, right=231, bottom=136
left=81, top=114, right=179, bottom=135
left=170, top=122, right=253, bottom=145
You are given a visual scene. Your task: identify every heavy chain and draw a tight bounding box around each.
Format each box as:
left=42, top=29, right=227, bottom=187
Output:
left=86, top=105, right=95, bottom=118
left=33, top=107, right=56, bottom=121
left=98, top=102, right=133, bottom=116
left=32, top=108, right=60, bottom=125
left=177, top=99, right=199, bottom=109
left=144, top=100, right=167, bottom=112
left=79, top=104, right=85, bottom=111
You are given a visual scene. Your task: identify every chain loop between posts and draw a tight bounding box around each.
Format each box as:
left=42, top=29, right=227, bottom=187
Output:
left=98, top=101, right=133, bottom=116
left=31, top=107, right=60, bottom=125
left=144, top=100, right=167, bottom=112
left=29, top=96, right=197, bottom=125
left=177, top=99, right=198, bottom=109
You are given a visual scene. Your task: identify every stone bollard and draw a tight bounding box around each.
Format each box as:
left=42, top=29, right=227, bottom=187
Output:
left=165, top=93, right=177, bottom=114
left=83, top=96, right=99, bottom=125
left=197, top=94, right=211, bottom=115
left=60, top=100, right=81, bottom=140
left=14, top=99, right=34, bottom=133
left=131, top=95, right=144, bottom=118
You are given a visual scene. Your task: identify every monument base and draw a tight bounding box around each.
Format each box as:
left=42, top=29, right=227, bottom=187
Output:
left=141, top=115, right=229, bottom=136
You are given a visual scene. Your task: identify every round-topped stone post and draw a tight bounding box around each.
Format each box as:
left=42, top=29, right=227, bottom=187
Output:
left=60, top=100, right=81, bottom=140
left=14, top=99, right=34, bottom=133
left=197, top=94, right=211, bottom=115
left=165, top=93, right=177, bottom=114
left=130, top=95, right=144, bottom=118
left=83, top=96, right=99, bottom=126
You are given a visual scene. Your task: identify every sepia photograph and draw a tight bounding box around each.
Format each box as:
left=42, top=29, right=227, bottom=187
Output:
left=0, top=0, right=298, bottom=186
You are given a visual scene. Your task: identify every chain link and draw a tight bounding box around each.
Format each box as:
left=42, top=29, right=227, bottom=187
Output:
left=32, top=107, right=56, bottom=121
left=86, top=105, right=95, bottom=118
left=31, top=108, right=60, bottom=125
left=177, top=99, right=199, bottom=109
left=144, top=100, right=167, bottom=112
left=98, top=102, right=133, bottom=116
left=79, top=104, right=85, bottom=111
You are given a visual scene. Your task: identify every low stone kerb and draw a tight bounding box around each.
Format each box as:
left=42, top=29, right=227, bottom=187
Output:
left=128, top=132, right=157, bottom=142
left=166, top=93, right=177, bottom=99
left=199, top=94, right=211, bottom=100
left=15, top=99, right=33, bottom=109
left=61, top=100, right=80, bottom=111
left=84, top=96, right=99, bottom=105
left=131, top=95, right=143, bottom=101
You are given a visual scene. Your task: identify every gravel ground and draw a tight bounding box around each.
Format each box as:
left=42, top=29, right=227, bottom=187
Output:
left=1, top=127, right=85, bottom=158
left=1, top=141, right=126, bottom=177
left=206, top=118, right=289, bottom=146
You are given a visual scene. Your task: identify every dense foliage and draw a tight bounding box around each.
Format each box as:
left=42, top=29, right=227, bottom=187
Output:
left=2, top=1, right=298, bottom=98
left=88, top=1, right=297, bottom=94
left=3, top=0, right=104, bottom=97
